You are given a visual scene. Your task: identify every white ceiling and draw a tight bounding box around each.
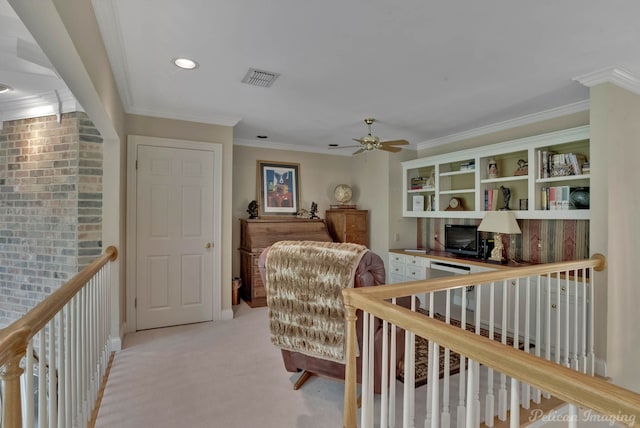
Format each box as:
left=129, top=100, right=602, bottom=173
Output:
left=3, top=1, right=640, bottom=153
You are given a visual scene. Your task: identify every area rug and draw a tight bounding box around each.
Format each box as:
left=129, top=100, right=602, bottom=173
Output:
left=397, top=309, right=526, bottom=387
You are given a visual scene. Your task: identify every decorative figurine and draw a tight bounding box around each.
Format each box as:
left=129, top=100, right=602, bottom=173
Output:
left=488, top=159, right=498, bottom=179
left=309, top=202, right=319, bottom=219
left=500, top=186, right=511, bottom=210
left=296, top=209, right=309, bottom=218
left=246, top=200, right=259, bottom=219
left=514, top=159, right=528, bottom=176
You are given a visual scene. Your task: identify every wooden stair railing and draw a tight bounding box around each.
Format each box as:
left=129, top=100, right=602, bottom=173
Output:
left=342, top=254, right=640, bottom=428
left=0, top=246, right=118, bottom=428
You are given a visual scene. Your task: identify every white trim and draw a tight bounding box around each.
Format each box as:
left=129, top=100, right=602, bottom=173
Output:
left=91, top=0, right=133, bottom=109
left=127, top=105, right=241, bottom=127
left=221, top=308, right=234, bottom=320
left=126, top=135, right=224, bottom=332
left=0, top=88, right=83, bottom=126
left=417, top=100, right=590, bottom=150
left=573, top=66, right=640, bottom=96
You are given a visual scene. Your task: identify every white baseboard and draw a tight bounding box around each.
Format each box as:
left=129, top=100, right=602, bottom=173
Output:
left=221, top=308, right=234, bottom=320
left=595, top=357, right=607, bottom=378
left=109, top=322, right=125, bottom=352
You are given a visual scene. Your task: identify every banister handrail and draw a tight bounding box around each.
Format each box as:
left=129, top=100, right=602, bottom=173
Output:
left=348, top=253, right=605, bottom=301
left=345, top=296, right=640, bottom=425
left=0, top=245, right=118, bottom=367
left=342, top=253, right=640, bottom=427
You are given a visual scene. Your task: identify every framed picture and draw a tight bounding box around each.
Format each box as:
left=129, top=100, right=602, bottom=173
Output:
left=256, top=160, right=300, bottom=217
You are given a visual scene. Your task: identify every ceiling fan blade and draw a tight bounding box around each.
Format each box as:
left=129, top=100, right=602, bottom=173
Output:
left=378, top=145, right=402, bottom=153
left=380, top=139, right=409, bottom=146
left=352, top=138, right=364, bottom=143
left=329, top=145, right=361, bottom=149
left=353, top=148, right=365, bottom=155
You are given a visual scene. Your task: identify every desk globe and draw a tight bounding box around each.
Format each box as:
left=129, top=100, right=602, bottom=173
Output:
left=334, top=184, right=353, bottom=204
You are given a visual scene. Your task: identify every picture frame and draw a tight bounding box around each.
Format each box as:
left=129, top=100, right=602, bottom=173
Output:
left=256, top=160, right=300, bottom=217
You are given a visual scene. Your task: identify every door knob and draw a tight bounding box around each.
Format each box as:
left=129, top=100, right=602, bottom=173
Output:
left=205, top=242, right=213, bottom=249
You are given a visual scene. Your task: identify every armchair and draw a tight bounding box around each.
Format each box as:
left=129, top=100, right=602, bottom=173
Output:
left=258, top=241, right=411, bottom=393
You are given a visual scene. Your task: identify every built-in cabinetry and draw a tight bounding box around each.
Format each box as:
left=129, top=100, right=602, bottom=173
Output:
left=324, top=209, right=369, bottom=246
left=403, top=126, right=590, bottom=219
left=387, top=250, right=590, bottom=360
left=239, top=219, right=333, bottom=307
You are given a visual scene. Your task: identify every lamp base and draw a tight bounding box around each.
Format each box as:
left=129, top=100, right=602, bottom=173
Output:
left=487, top=257, right=508, bottom=265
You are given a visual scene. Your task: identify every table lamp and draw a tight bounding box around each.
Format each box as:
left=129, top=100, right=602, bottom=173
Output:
left=477, top=211, right=521, bottom=264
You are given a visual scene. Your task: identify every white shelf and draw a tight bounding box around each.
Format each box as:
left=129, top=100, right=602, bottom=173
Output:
left=408, top=188, right=435, bottom=193
left=536, top=173, right=590, bottom=183
left=440, top=169, right=475, bottom=177
left=481, top=175, right=528, bottom=184
left=439, top=189, right=475, bottom=195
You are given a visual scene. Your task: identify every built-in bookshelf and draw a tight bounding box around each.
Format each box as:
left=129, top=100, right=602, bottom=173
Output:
left=402, top=126, right=590, bottom=219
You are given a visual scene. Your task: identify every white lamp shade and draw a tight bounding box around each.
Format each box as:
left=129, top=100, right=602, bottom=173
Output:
left=477, top=211, right=521, bottom=234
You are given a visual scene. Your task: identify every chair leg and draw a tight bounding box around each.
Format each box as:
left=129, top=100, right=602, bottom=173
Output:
left=293, top=370, right=314, bottom=390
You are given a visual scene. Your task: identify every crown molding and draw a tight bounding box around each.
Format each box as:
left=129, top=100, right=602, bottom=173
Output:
left=0, top=88, right=83, bottom=128
left=234, top=138, right=353, bottom=156
left=417, top=100, right=590, bottom=150
left=127, top=105, right=241, bottom=127
left=573, top=67, right=640, bottom=96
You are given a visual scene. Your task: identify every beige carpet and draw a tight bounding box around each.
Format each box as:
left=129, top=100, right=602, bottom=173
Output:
left=94, top=302, right=347, bottom=428
left=95, top=301, right=528, bottom=427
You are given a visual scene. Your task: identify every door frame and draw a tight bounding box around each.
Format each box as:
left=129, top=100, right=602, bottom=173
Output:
left=126, top=135, right=223, bottom=333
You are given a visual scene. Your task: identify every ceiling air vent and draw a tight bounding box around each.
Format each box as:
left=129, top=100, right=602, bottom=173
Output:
left=241, top=68, right=280, bottom=88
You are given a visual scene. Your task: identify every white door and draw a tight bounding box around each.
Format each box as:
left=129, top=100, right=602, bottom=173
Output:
left=136, top=144, right=215, bottom=330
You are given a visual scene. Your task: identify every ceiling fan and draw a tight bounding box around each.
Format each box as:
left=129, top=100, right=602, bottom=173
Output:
left=340, top=118, right=409, bottom=155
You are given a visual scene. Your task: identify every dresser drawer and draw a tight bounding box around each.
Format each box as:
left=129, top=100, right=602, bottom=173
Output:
left=389, top=253, right=406, bottom=264
left=389, top=262, right=406, bottom=276
left=406, top=255, right=429, bottom=267
left=406, top=266, right=427, bottom=280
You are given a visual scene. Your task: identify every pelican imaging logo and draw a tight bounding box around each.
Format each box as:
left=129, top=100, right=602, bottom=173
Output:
left=529, top=408, right=636, bottom=426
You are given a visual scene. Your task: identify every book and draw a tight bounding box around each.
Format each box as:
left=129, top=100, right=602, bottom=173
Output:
left=412, top=195, right=425, bottom=211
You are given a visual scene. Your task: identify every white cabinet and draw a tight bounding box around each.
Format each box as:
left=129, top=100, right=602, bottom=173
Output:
left=388, top=252, right=429, bottom=284
left=402, top=126, right=590, bottom=220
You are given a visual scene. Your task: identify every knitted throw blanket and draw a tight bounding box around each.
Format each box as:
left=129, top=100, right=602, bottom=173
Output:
left=265, top=240, right=368, bottom=363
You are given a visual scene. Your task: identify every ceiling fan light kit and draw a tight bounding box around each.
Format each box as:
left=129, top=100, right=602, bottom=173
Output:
left=334, top=118, right=409, bottom=155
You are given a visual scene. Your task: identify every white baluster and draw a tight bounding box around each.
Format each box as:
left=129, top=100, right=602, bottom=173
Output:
left=368, top=312, right=375, bottom=428
left=554, top=273, right=561, bottom=366
left=441, top=290, right=451, bottom=428
left=390, top=298, right=397, bottom=428
left=25, top=339, right=35, bottom=427
left=485, top=282, right=495, bottom=427
left=58, top=308, right=66, bottom=428
left=381, top=317, right=389, bottom=428
left=568, top=404, right=578, bottom=428
left=49, top=318, right=58, bottom=428
left=39, top=328, right=48, bottom=428
left=533, top=275, right=542, bottom=404
left=362, top=310, right=371, bottom=428
left=464, top=359, right=475, bottom=428
left=425, top=292, right=435, bottom=428
left=572, top=272, right=579, bottom=370
left=498, top=280, right=508, bottom=421
left=588, top=267, right=595, bottom=376
left=522, top=276, right=531, bottom=409
left=456, top=289, right=466, bottom=428
left=509, top=378, right=520, bottom=428
left=563, top=271, right=570, bottom=368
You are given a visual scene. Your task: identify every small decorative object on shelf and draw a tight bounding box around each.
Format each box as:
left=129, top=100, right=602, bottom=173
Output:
left=309, top=202, right=319, bottom=219
left=488, top=159, right=498, bottom=179
left=296, top=209, right=309, bottom=218
left=459, top=160, right=475, bottom=171
left=514, top=159, right=528, bottom=176
left=426, top=170, right=435, bottom=188
left=445, top=197, right=463, bottom=211
left=247, top=200, right=259, bottom=219
left=500, top=186, right=511, bottom=210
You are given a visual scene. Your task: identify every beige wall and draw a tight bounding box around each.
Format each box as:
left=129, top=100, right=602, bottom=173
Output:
left=232, top=145, right=352, bottom=275
left=591, top=83, right=640, bottom=391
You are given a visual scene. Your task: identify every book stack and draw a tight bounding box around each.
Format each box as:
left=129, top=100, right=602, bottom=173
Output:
left=540, top=186, right=570, bottom=210
left=410, top=177, right=426, bottom=190
left=483, top=188, right=499, bottom=211
left=538, top=150, right=587, bottom=178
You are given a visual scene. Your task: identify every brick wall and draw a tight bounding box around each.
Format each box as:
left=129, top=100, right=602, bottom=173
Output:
left=0, top=112, right=103, bottom=327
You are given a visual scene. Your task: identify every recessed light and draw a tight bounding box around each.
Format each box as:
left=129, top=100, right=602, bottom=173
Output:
left=257, top=135, right=268, bottom=139
left=173, top=58, right=199, bottom=70
left=0, top=84, right=13, bottom=94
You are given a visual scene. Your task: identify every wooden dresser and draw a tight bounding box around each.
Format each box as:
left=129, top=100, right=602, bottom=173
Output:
left=238, top=218, right=333, bottom=307
left=324, top=209, right=369, bottom=247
